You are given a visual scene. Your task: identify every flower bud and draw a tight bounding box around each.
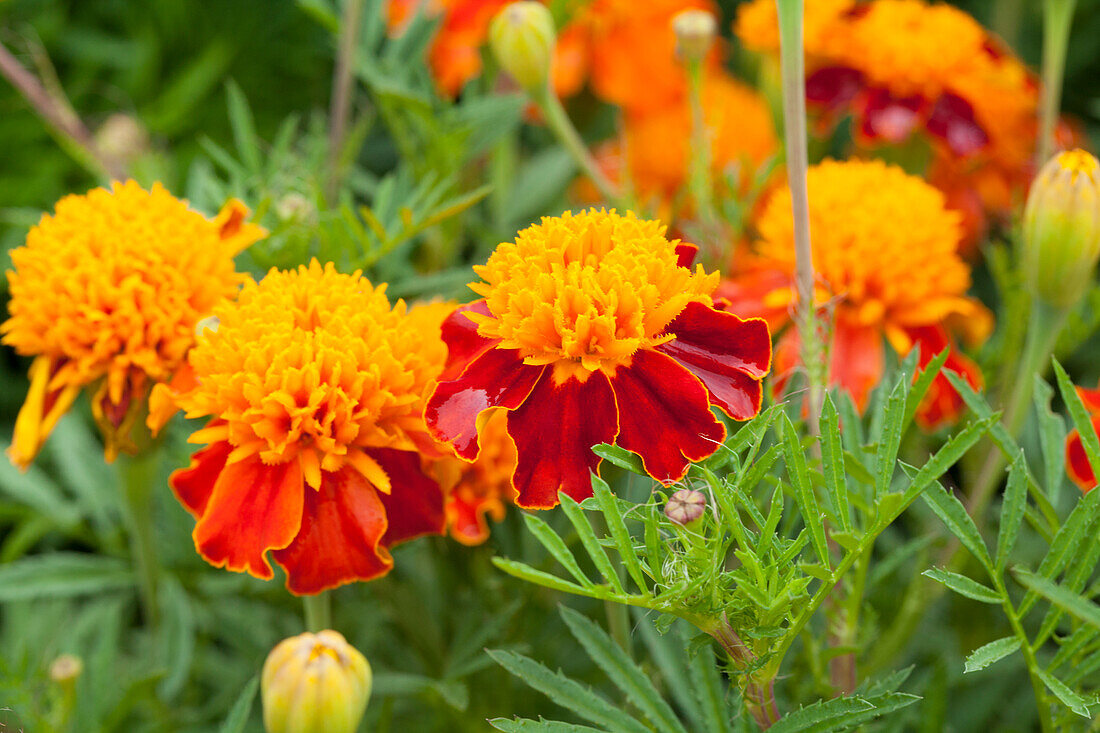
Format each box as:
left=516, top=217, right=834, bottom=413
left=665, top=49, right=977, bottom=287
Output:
left=1022, top=149, right=1100, bottom=309
left=665, top=489, right=706, bottom=526
left=261, top=630, right=372, bottom=733
left=49, top=654, right=83, bottom=685
left=489, top=2, right=556, bottom=92
left=672, top=9, right=717, bottom=63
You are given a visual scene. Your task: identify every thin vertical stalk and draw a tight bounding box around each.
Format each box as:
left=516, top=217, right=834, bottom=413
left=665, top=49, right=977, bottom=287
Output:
left=775, top=0, right=824, bottom=429
left=685, top=58, right=721, bottom=267
left=121, top=450, right=161, bottom=628
left=1038, top=0, right=1076, bottom=164
left=304, top=592, right=332, bottom=633
left=327, top=0, right=366, bottom=202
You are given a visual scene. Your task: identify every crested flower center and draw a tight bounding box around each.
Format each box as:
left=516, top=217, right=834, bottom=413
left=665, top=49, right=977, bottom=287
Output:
left=754, top=160, right=971, bottom=330
left=177, top=261, right=436, bottom=490
left=468, top=209, right=717, bottom=379
left=1058, top=149, right=1100, bottom=182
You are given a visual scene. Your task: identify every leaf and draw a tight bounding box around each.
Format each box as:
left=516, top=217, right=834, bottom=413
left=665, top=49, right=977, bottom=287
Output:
left=0, top=455, right=82, bottom=528
left=522, top=513, right=592, bottom=587
left=225, top=80, right=260, bottom=173
left=899, top=417, right=995, bottom=510
left=920, top=482, right=992, bottom=573
left=781, top=415, right=829, bottom=568
left=490, top=719, right=607, bottom=732
left=492, top=558, right=599, bottom=599
left=219, top=675, right=259, bottom=733
left=559, top=494, right=624, bottom=594
left=487, top=649, right=651, bottom=733
left=768, top=692, right=919, bottom=733
left=1036, top=667, right=1093, bottom=718
left=819, top=394, right=851, bottom=532
left=921, top=568, right=1002, bottom=604
left=995, top=457, right=1028, bottom=572
left=591, top=477, right=648, bottom=593
left=681, top=625, right=733, bottom=733
left=592, top=444, right=647, bottom=476
left=1021, top=487, right=1100, bottom=615
left=1055, top=359, right=1100, bottom=486
left=904, top=349, right=950, bottom=426
left=1013, top=568, right=1100, bottom=630
left=874, top=380, right=907, bottom=499
left=964, top=637, right=1021, bottom=673
left=560, top=607, right=687, bottom=733
left=1034, top=376, right=1067, bottom=505
left=157, top=576, right=196, bottom=701
left=0, top=553, right=133, bottom=601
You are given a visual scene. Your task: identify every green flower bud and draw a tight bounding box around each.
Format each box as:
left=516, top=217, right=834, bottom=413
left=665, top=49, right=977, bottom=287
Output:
left=262, top=630, right=372, bottom=733
left=672, top=9, right=717, bottom=63
left=1023, top=149, right=1100, bottom=309
left=665, top=488, right=707, bottom=527
left=489, top=2, right=556, bottom=92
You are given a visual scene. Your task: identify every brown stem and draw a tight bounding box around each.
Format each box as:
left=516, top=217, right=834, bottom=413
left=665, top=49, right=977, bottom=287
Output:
left=707, top=617, right=778, bottom=728
left=326, top=0, right=366, bottom=202
left=0, top=39, right=125, bottom=180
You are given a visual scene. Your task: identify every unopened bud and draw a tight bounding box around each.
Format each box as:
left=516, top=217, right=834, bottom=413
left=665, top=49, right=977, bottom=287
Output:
left=672, top=9, right=717, bottom=62
left=1023, top=149, right=1100, bottom=309
left=94, top=114, right=150, bottom=166
left=262, top=630, right=372, bottom=733
left=665, top=489, right=706, bottom=526
left=489, top=2, right=556, bottom=92
left=275, top=192, right=315, bottom=223
left=49, top=654, right=83, bottom=684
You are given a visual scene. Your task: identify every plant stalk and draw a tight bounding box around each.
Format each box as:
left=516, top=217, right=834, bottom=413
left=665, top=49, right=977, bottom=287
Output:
left=303, top=592, right=332, bottom=633
left=708, top=618, right=778, bottom=728
left=326, top=0, right=366, bottom=202
left=121, top=450, right=161, bottom=628
left=1038, top=0, right=1077, bottom=164
left=684, top=57, right=722, bottom=269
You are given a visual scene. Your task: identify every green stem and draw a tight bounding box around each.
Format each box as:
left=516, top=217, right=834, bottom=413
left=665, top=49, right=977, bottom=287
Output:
left=121, top=450, right=161, bottom=628
left=993, top=575, right=1055, bottom=733
left=303, top=592, right=332, bottom=633
left=326, top=0, right=366, bottom=202
left=605, top=599, right=632, bottom=656
left=684, top=58, right=722, bottom=269
left=775, top=0, right=824, bottom=429
left=830, top=543, right=871, bottom=693
left=532, top=86, right=625, bottom=208
left=1038, top=0, right=1077, bottom=164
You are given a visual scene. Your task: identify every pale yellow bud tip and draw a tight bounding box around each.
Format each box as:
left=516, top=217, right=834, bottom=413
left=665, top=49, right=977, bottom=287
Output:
left=49, top=654, right=83, bottom=683
left=672, top=9, right=717, bottom=62
left=489, top=2, right=556, bottom=92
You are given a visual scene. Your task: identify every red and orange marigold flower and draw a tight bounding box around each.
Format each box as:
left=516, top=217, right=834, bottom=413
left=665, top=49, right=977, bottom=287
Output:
left=425, top=209, right=771, bottom=509
left=1066, top=384, right=1100, bottom=493
left=1, top=180, right=263, bottom=469
left=718, top=159, right=990, bottom=431
left=158, top=261, right=445, bottom=595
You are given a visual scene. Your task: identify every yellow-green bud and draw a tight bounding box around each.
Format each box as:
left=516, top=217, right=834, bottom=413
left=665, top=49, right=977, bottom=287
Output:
left=261, top=630, right=372, bottom=733
left=1023, top=149, right=1100, bottom=309
left=489, top=2, right=556, bottom=92
left=672, top=9, right=717, bottom=62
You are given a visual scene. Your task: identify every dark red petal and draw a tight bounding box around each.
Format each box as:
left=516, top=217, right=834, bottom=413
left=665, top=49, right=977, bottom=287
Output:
left=806, top=66, right=864, bottom=110
left=926, top=93, right=989, bottom=156
left=857, top=87, right=925, bottom=144
left=830, top=320, right=885, bottom=413
left=507, top=369, right=618, bottom=508
left=193, top=454, right=304, bottom=580
left=1066, top=418, right=1100, bottom=492
left=272, top=467, right=392, bottom=595
left=675, top=242, right=699, bottom=269
left=425, top=348, right=544, bottom=460
left=610, top=350, right=725, bottom=484
left=371, top=448, right=446, bottom=546
left=657, top=301, right=771, bottom=420
left=440, top=300, right=498, bottom=381
left=169, top=439, right=232, bottom=517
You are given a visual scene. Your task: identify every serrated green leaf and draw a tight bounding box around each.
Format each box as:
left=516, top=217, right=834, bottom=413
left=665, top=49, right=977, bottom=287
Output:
left=819, top=394, right=851, bottom=532
left=219, top=675, right=259, bottom=733
left=559, top=494, right=624, bottom=595
left=1013, top=568, right=1100, bottom=630
left=0, top=553, right=133, bottom=601
left=1034, top=376, right=1066, bottom=505
left=591, top=477, right=648, bottom=593
left=490, top=718, right=606, bottom=732
left=921, top=482, right=992, bottom=573
left=522, top=513, right=592, bottom=587
left=874, top=381, right=907, bottom=499
left=995, top=458, right=1028, bottom=572
left=1054, top=359, right=1100, bottom=487
left=560, top=607, right=687, bottom=733
left=899, top=417, right=995, bottom=510
left=592, top=444, right=648, bottom=476
left=904, top=349, right=950, bottom=426
left=488, top=649, right=651, bottom=733
left=781, top=415, right=829, bottom=568
left=1036, top=667, right=1093, bottom=718
left=1021, top=488, right=1100, bottom=614
left=922, top=568, right=1002, bottom=603
left=768, top=692, right=919, bottom=733
left=963, top=637, right=1021, bottom=673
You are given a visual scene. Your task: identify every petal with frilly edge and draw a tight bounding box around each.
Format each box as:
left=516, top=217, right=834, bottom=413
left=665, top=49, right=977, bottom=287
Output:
left=169, top=439, right=233, bottom=517
left=609, top=349, right=725, bottom=484
left=657, top=301, right=770, bottom=420
left=1067, top=417, right=1100, bottom=493
left=192, top=454, right=304, bottom=580
left=372, top=448, right=446, bottom=546
left=425, top=348, right=544, bottom=460
left=507, top=369, right=619, bottom=509
left=272, top=466, right=392, bottom=595
left=439, top=300, right=499, bottom=381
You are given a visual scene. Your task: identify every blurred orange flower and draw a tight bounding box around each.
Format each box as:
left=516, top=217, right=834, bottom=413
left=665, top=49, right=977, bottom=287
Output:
left=160, top=261, right=445, bottom=594
left=718, top=159, right=989, bottom=430
left=1, top=181, right=262, bottom=469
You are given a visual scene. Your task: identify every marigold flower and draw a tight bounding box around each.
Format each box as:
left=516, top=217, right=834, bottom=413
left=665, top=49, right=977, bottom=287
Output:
left=718, top=160, right=989, bottom=429
left=1067, top=384, right=1100, bottom=493
left=734, top=0, right=855, bottom=58
left=162, top=261, right=445, bottom=594
left=425, top=210, right=771, bottom=508
left=1, top=180, right=263, bottom=469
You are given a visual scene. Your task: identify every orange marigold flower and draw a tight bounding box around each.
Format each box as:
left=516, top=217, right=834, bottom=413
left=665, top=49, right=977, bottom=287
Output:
left=718, top=159, right=990, bottom=430
left=425, top=210, right=771, bottom=509
left=1067, top=384, right=1100, bottom=492
left=734, top=0, right=855, bottom=58
left=1, top=180, right=262, bottom=469
left=163, top=261, right=445, bottom=595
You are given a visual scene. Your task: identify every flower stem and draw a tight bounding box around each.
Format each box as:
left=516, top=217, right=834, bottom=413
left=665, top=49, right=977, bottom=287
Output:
left=120, top=449, right=161, bottom=628
left=775, top=0, right=824, bottom=428
left=1038, top=0, right=1077, bottom=164
left=684, top=58, right=722, bottom=268
left=304, top=592, right=332, bottom=633
left=326, top=0, right=366, bottom=202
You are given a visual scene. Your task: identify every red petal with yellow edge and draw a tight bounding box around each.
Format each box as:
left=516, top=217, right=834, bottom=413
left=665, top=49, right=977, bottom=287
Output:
left=440, top=300, right=499, bottom=381
left=1066, top=418, right=1100, bottom=492
left=170, top=439, right=232, bottom=517
left=193, top=454, right=304, bottom=580
left=906, top=325, right=983, bottom=432
left=425, top=348, right=544, bottom=460
left=609, top=349, right=725, bottom=484
left=271, top=466, right=392, bottom=595
left=507, top=370, right=618, bottom=509
left=371, top=448, right=445, bottom=546
left=829, top=319, right=885, bottom=413
left=657, top=301, right=770, bottom=420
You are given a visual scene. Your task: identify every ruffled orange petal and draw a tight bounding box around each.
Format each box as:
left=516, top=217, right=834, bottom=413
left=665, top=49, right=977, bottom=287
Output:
left=169, top=438, right=232, bottom=517
left=214, top=198, right=267, bottom=255
left=148, top=362, right=198, bottom=436
left=8, top=355, right=80, bottom=471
